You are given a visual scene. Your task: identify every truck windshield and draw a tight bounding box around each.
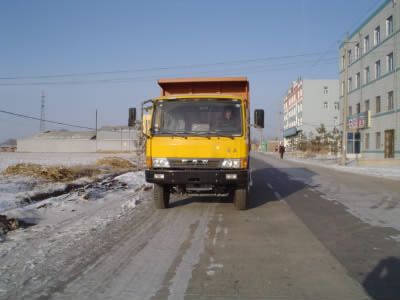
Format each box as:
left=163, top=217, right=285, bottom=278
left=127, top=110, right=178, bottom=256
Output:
left=152, top=99, right=242, bottom=136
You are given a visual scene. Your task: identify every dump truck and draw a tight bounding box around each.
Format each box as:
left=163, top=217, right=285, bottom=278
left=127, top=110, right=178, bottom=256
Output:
left=144, top=77, right=264, bottom=210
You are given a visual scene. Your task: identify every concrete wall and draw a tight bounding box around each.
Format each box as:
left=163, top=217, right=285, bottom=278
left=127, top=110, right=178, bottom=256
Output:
left=96, top=127, right=139, bottom=152
left=17, top=127, right=140, bottom=153
left=17, top=139, right=97, bottom=153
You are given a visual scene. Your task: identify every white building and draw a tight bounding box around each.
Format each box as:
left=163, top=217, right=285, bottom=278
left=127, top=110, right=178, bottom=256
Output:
left=339, top=0, right=399, bottom=159
left=283, top=79, right=340, bottom=149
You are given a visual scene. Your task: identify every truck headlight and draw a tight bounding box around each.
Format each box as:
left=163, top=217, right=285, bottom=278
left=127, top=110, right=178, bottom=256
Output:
left=152, top=158, right=170, bottom=168
left=221, top=159, right=240, bottom=169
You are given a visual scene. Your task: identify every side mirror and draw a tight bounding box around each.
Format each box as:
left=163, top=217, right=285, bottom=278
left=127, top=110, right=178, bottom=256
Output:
left=254, top=109, right=264, bottom=128
left=128, top=107, right=136, bottom=127
left=141, top=99, right=154, bottom=137
left=142, top=114, right=152, bottom=137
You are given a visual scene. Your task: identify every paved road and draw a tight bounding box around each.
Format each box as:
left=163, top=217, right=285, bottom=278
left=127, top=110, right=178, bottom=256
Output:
left=20, top=153, right=400, bottom=300
left=251, top=152, right=400, bottom=300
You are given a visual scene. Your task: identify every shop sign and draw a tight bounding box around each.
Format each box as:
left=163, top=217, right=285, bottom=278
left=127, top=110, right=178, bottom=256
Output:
left=347, top=111, right=370, bottom=130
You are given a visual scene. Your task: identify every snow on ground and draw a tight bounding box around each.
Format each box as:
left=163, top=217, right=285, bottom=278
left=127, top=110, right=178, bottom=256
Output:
left=1, top=170, right=151, bottom=236
left=0, top=169, right=152, bottom=297
left=0, top=152, right=142, bottom=213
left=0, top=152, right=149, bottom=249
left=0, top=176, right=68, bottom=212
left=281, top=152, right=400, bottom=180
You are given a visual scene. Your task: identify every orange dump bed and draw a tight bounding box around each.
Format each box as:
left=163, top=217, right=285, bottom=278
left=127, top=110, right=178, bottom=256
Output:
left=158, top=77, right=249, bottom=103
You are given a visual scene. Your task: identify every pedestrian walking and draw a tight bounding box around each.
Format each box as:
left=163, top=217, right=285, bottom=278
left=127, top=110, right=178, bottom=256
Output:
left=279, top=144, right=285, bottom=159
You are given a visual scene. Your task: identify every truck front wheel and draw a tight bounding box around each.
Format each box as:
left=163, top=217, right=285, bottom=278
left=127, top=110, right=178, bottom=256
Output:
left=234, top=186, right=247, bottom=210
left=154, top=184, right=170, bottom=209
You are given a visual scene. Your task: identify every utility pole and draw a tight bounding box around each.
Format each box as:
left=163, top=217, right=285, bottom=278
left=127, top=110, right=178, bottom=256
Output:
left=95, top=109, right=98, bottom=152
left=341, top=38, right=349, bottom=165
left=40, top=91, right=46, bottom=132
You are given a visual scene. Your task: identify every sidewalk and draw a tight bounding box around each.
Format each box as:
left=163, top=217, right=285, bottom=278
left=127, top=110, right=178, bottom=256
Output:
left=259, top=151, right=400, bottom=181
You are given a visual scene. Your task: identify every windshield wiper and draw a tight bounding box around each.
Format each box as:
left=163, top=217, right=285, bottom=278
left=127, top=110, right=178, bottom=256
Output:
left=207, top=131, right=236, bottom=139
left=156, top=130, right=237, bottom=139
left=152, top=130, right=183, bottom=137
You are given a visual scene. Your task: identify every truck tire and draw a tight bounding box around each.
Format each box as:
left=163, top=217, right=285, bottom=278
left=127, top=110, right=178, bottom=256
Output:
left=154, top=184, right=170, bottom=209
left=234, top=187, right=247, bottom=210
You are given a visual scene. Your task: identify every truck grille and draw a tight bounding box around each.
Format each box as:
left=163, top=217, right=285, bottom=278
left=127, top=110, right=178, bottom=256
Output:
left=168, top=158, right=222, bottom=169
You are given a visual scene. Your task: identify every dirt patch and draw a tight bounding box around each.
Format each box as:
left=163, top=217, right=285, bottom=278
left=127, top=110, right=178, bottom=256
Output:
left=2, top=163, right=100, bottom=182
left=96, top=157, right=135, bottom=170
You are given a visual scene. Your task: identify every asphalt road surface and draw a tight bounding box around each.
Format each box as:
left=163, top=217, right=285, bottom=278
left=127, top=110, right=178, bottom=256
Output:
left=9, top=153, right=400, bottom=300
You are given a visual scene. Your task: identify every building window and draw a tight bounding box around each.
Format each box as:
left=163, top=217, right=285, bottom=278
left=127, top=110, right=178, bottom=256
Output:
left=365, top=99, right=370, bottom=112
left=376, top=96, right=381, bottom=113
left=364, top=66, right=370, bottom=83
left=365, top=133, right=370, bottom=150
left=374, top=26, right=380, bottom=45
left=341, top=55, right=345, bottom=70
left=388, top=91, right=394, bottom=110
left=356, top=72, right=361, bottom=88
left=375, top=60, right=381, bottom=79
left=323, top=86, right=328, bottom=95
left=355, top=43, right=360, bottom=60
left=386, top=16, right=393, bottom=36
left=356, top=102, right=361, bottom=114
left=341, top=81, right=345, bottom=96
left=323, top=102, right=328, bottom=109
left=334, top=102, right=340, bottom=110
left=348, top=77, right=352, bottom=92
left=347, top=49, right=352, bottom=65
left=364, top=35, right=369, bottom=53
left=349, top=105, right=352, bottom=116
left=387, top=53, right=394, bottom=72
left=376, top=132, right=381, bottom=149
left=348, top=132, right=360, bottom=154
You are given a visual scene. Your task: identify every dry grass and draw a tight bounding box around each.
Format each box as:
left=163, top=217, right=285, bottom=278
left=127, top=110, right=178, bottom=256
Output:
left=2, top=163, right=100, bottom=182
left=2, top=157, right=135, bottom=182
left=96, top=157, right=135, bottom=169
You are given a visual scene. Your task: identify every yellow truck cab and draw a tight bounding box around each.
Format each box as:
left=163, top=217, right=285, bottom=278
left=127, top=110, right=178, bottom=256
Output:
left=144, top=77, right=264, bottom=210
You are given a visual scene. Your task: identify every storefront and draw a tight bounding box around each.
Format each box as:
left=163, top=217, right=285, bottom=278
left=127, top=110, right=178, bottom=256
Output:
left=346, top=111, right=370, bottom=155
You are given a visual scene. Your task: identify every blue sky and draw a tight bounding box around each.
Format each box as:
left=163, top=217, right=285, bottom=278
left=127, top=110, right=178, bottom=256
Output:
left=0, top=0, right=383, bottom=141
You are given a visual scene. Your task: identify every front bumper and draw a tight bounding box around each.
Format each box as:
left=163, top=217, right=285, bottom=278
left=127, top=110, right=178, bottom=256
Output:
left=145, top=169, right=248, bottom=186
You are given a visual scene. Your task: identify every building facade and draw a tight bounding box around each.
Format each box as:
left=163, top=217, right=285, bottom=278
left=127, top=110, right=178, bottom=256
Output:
left=283, top=79, right=340, bottom=149
left=339, top=0, right=400, bottom=159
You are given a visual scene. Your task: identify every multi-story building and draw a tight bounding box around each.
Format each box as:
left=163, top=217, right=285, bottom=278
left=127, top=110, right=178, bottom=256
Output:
left=339, top=0, right=399, bottom=159
left=283, top=78, right=339, bottom=148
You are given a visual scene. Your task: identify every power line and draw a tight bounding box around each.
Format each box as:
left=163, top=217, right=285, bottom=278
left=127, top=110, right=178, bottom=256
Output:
left=0, top=51, right=334, bottom=81
left=0, top=109, right=95, bottom=130
left=0, top=56, right=337, bottom=87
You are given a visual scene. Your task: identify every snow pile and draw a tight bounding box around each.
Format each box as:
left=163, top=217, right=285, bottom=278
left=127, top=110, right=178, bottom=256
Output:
left=116, top=172, right=152, bottom=209
left=115, top=171, right=148, bottom=187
